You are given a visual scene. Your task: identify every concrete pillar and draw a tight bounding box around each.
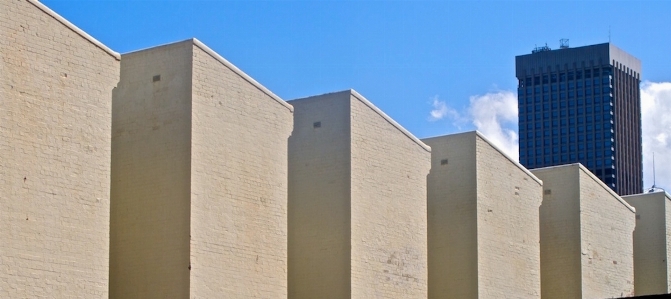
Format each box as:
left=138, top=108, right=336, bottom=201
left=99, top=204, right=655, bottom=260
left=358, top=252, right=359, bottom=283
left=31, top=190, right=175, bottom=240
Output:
left=623, top=191, right=671, bottom=296
left=288, top=90, right=431, bottom=298
left=110, top=39, right=293, bottom=298
left=532, top=164, right=635, bottom=298
left=423, top=132, right=542, bottom=299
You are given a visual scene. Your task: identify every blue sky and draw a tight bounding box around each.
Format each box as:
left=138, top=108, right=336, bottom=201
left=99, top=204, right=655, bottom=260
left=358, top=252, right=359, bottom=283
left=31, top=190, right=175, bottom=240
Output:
left=42, top=0, right=671, bottom=190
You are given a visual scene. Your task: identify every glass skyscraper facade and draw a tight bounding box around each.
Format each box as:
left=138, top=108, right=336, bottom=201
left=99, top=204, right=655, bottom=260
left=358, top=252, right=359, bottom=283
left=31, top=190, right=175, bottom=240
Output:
left=516, top=43, right=642, bottom=195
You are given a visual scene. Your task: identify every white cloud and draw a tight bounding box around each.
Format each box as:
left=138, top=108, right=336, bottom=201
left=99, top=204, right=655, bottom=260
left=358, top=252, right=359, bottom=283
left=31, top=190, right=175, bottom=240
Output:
left=428, top=91, right=519, bottom=159
left=468, top=91, right=519, bottom=159
left=641, top=82, right=671, bottom=191
left=429, top=83, right=671, bottom=192
left=428, top=96, right=461, bottom=122
left=428, top=96, right=448, bottom=121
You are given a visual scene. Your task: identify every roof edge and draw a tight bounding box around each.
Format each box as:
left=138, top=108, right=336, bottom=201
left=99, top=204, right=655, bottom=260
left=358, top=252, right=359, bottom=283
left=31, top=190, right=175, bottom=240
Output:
left=120, top=38, right=194, bottom=56
left=576, top=163, right=635, bottom=213
left=532, top=163, right=636, bottom=212
left=473, top=131, right=543, bottom=185
left=192, top=38, right=293, bottom=112
left=26, top=0, right=120, bottom=60
left=349, top=89, right=430, bottom=152
left=622, top=190, right=671, bottom=202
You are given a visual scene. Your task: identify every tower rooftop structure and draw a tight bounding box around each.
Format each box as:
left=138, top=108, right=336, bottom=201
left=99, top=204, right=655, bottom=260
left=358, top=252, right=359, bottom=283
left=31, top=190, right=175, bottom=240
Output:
left=515, top=42, right=643, bottom=195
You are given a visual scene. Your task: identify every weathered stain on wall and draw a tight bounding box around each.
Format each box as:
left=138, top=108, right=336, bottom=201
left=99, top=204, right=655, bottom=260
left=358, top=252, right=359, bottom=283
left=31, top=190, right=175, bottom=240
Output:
left=424, top=131, right=542, bottom=299
left=288, top=90, right=430, bottom=298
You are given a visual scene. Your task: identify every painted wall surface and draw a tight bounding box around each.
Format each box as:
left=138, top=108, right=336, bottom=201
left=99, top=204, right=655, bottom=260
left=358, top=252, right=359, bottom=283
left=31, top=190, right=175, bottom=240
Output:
left=0, top=0, right=119, bottom=297
left=189, top=44, right=293, bottom=298
left=424, top=132, right=542, bottom=299
left=424, top=133, right=478, bottom=299
left=624, top=192, right=671, bottom=296
left=577, top=167, right=635, bottom=298
left=474, top=134, right=542, bottom=298
left=532, top=164, right=635, bottom=299
left=288, top=90, right=430, bottom=299
left=111, top=40, right=293, bottom=298
left=110, top=41, right=193, bottom=298
left=349, top=93, right=431, bottom=298
left=288, top=92, right=352, bottom=298
left=531, top=166, right=582, bottom=299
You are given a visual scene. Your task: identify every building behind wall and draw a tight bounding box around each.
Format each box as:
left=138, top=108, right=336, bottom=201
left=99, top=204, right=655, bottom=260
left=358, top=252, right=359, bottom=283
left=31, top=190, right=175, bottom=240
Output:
left=516, top=42, right=643, bottom=195
left=287, top=90, right=431, bottom=298
left=423, top=131, right=542, bottom=299
left=623, top=191, right=671, bottom=296
left=531, top=164, right=635, bottom=299
left=0, top=0, right=120, bottom=297
left=110, top=39, right=293, bottom=298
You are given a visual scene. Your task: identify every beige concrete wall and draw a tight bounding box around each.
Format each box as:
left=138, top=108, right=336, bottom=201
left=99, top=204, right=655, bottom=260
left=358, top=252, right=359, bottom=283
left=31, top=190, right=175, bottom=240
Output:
left=111, top=39, right=293, bottom=298
left=189, top=42, right=293, bottom=298
left=349, top=92, right=431, bottom=298
left=288, top=92, right=352, bottom=298
left=0, top=0, right=119, bottom=297
left=423, top=133, right=478, bottom=299
left=474, top=133, right=542, bottom=298
left=288, top=90, right=430, bottom=298
left=532, top=164, right=635, bottom=299
left=624, top=191, right=671, bottom=295
left=110, top=41, right=193, bottom=298
left=531, top=165, right=582, bottom=299
left=424, top=132, right=542, bottom=299
left=577, top=167, right=635, bottom=298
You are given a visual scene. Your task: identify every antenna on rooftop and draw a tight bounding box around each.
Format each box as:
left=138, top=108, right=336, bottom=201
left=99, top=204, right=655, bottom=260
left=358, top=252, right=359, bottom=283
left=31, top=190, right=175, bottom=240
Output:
left=648, top=152, right=663, bottom=193
left=531, top=43, right=551, bottom=54
left=560, top=39, right=569, bottom=49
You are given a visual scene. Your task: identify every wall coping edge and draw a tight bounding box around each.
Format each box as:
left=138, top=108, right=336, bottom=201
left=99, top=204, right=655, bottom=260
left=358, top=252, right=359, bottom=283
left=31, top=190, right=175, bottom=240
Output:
left=534, top=163, right=636, bottom=213
left=474, top=131, right=543, bottom=185
left=26, top=0, right=120, bottom=60
left=192, top=38, right=293, bottom=112
left=349, top=89, right=431, bottom=152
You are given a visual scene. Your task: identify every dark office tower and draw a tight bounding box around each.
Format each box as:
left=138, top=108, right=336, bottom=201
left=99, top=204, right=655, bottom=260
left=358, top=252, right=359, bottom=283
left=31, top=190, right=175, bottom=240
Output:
left=516, top=42, right=642, bottom=195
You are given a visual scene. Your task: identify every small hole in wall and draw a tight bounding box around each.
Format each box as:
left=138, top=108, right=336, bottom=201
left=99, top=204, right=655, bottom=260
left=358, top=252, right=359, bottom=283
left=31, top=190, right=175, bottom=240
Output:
left=60, top=72, right=67, bottom=78
left=636, top=215, right=641, bottom=220
left=440, top=159, right=448, bottom=165
left=313, top=121, right=321, bottom=128
left=544, top=190, right=552, bottom=195
left=153, top=75, right=161, bottom=82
